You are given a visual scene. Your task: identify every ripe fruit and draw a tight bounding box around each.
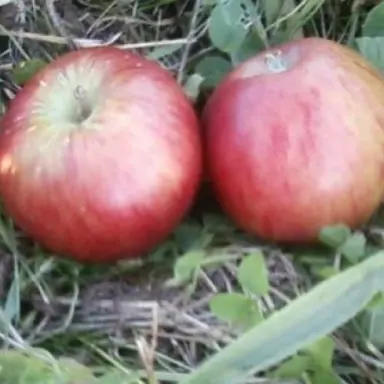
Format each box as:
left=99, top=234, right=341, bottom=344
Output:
left=203, top=37, right=384, bottom=243
left=0, top=46, right=203, bottom=262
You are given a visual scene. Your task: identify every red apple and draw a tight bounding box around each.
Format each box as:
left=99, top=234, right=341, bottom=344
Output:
left=203, top=37, right=384, bottom=243
left=0, top=46, right=203, bottom=262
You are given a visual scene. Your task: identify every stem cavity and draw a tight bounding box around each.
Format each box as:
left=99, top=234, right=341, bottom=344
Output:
left=73, top=85, right=93, bottom=123
left=264, top=50, right=290, bottom=73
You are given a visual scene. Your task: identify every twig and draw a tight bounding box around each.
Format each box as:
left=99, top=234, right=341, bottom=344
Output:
left=0, top=28, right=193, bottom=50
left=177, top=0, right=202, bottom=83
left=45, top=0, right=76, bottom=49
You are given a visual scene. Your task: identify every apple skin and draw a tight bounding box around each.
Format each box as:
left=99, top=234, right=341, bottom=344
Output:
left=203, top=37, right=384, bottom=244
left=0, top=46, right=203, bottom=262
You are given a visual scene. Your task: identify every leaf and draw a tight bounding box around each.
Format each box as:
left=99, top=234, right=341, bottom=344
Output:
left=318, top=224, right=351, bottom=249
left=180, top=250, right=384, bottom=384
left=237, top=251, right=269, bottom=296
left=209, top=293, right=263, bottom=330
left=98, top=369, right=139, bottom=384
left=270, top=354, right=311, bottom=379
left=0, top=350, right=46, bottom=383
left=147, top=43, right=183, bottom=60
left=0, top=348, right=97, bottom=384
left=172, top=250, right=205, bottom=282
left=267, top=0, right=306, bottom=44
left=360, top=305, right=384, bottom=348
left=57, top=357, right=98, bottom=382
left=311, top=265, right=339, bottom=280
left=183, top=74, right=204, bottom=102
left=310, top=369, right=341, bottom=384
left=271, top=337, right=335, bottom=380
left=362, top=2, right=384, bottom=37
left=202, top=0, right=220, bottom=5
left=195, top=55, right=232, bottom=88
left=339, top=231, right=367, bottom=263
left=3, top=275, right=20, bottom=323
left=173, top=222, right=206, bottom=251
left=271, top=0, right=324, bottom=44
left=262, top=0, right=284, bottom=24
left=355, top=36, right=384, bottom=72
left=0, top=348, right=106, bottom=383
left=306, top=337, right=335, bottom=370
left=11, top=59, right=47, bottom=85
left=230, top=28, right=266, bottom=65
left=366, top=292, right=384, bottom=310
left=208, top=2, right=248, bottom=54
left=202, top=213, right=235, bottom=234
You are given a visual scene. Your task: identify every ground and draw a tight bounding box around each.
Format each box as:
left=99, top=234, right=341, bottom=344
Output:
left=0, top=1, right=384, bottom=383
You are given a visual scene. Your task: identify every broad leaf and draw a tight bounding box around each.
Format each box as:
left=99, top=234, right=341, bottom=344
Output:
left=270, top=354, right=311, bottom=379
left=230, top=28, right=266, bottom=65
left=195, top=56, right=232, bottom=87
left=183, top=74, right=204, bottom=101
left=339, top=231, right=367, bottom=263
left=173, top=250, right=205, bottom=282
left=208, top=2, right=248, bottom=53
left=362, top=2, right=384, bottom=37
left=355, top=36, right=384, bottom=72
left=11, top=59, right=47, bottom=85
left=306, top=337, right=335, bottom=370
left=360, top=305, right=384, bottom=348
left=210, top=293, right=263, bottom=330
left=237, top=251, right=269, bottom=296
left=318, top=224, right=351, bottom=248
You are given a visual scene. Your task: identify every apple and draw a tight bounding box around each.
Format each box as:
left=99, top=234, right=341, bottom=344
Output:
left=0, top=46, right=203, bottom=262
left=203, top=37, right=384, bottom=243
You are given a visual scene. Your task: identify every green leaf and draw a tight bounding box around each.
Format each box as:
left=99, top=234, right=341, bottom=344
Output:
left=3, top=275, right=21, bottom=323
left=339, top=231, right=367, bottom=263
left=183, top=74, right=204, bottom=102
left=270, top=354, right=311, bottom=379
left=362, top=2, right=384, bottom=37
left=266, top=0, right=306, bottom=44
left=0, top=348, right=98, bottom=384
left=147, top=43, right=183, bottom=60
left=366, top=292, right=384, bottom=310
left=0, top=350, right=46, bottom=383
left=173, top=250, right=205, bottom=282
left=310, top=370, right=341, bottom=384
left=318, top=224, right=351, bottom=248
left=208, top=2, right=248, bottom=54
left=270, top=337, right=336, bottom=381
left=173, top=222, right=206, bottom=251
left=237, top=251, right=269, bottom=296
left=195, top=56, right=232, bottom=88
left=98, top=369, right=139, bottom=384
left=361, top=305, right=384, bottom=348
left=180, top=250, right=384, bottom=384
left=270, top=0, right=324, bottom=44
left=355, top=36, right=384, bottom=72
left=202, top=213, right=235, bottom=234
left=311, top=265, right=339, bottom=280
left=262, top=0, right=284, bottom=24
left=57, top=357, right=97, bottom=381
left=230, top=28, right=266, bottom=65
left=306, top=337, right=335, bottom=370
left=209, top=293, right=263, bottom=330
left=202, top=0, right=220, bottom=5
left=11, top=59, right=47, bottom=85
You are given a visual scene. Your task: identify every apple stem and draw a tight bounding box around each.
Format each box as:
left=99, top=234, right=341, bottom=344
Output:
left=264, top=50, right=288, bottom=73
left=73, top=85, right=92, bottom=123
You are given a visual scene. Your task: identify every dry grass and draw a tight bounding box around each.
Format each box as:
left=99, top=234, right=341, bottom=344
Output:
left=0, top=1, right=383, bottom=383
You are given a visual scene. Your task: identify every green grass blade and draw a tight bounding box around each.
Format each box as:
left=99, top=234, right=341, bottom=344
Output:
left=181, top=251, right=384, bottom=384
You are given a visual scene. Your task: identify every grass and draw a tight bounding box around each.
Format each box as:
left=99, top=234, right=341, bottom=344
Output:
left=1, top=0, right=384, bottom=383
